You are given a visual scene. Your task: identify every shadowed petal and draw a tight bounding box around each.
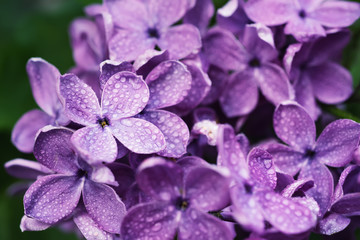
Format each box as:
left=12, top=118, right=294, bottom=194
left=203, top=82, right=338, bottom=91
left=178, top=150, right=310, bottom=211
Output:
left=281, top=178, right=314, bottom=198
left=138, top=110, right=189, bottom=158
left=149, top=0, right=187, bottom=27
left=294, top=73, right=319, bottom=120
left=177, top=156, right=210, bottom=177
left=60, top=73, right=100, bottom=125
left=134, top=50, right=170, bottom=78
left=24, top=175, right=83, bottom=224
left=318, top=213, right=350, bottom=235
left=333, top=165, right=358, bottom=202
left=5, top=158, right=52, bottom=180
left=315, top=119, right=360, bottom=167
left=111, top=118, right=166, bottom=154
left=107, top=163, right=135, bottom=198
left=11, top=109, right=53, bottom=153
left=20, top=215, right=51, bottom=232
left=101, top=71, right=149, bottom=120
left=99, top=60, right=135, bottom=90
left=273, top=102, right=315, bottom=151
left=202, top=66, right=228, bottom=105
left=184, top=0, right=214, bottom=35
left=331, top=193, right=360, bottom=215
left=145, top=60, right=192, bottom=110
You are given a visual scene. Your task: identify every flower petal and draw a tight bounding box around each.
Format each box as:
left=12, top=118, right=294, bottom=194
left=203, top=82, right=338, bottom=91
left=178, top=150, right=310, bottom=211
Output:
left=24, top=175, right=83, bottom=224
left=20, top=215, right=51, bottom=232
left=318, top=212, right=351, bottom=235
left=333, top=165, right=358, bottom=203
left=281, top=178, right=314, bottom=198
left=149, top=0, right=188, bottom=27
left=184, top=0, right=214, bottom=35
left=101, top=71, right=149, bottom=120
left=202, top=66, right=228, bottom=105
left=111, top=118, right=166, bottom=154
left=331, top=192, right=360, bottom=215
left=99, top=60, right=135, bottom=91
left=5, top=158, right=52, bottom=180
left=134, top=50, right=170, bottom=78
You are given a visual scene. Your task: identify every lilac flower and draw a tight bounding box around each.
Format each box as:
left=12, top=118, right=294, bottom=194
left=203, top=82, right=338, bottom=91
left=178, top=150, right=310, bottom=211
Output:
left=11, top=58, right=69, bottom=153
left=104, top=0, right=202, bottom=61
left=60, top=71, right=166, bottom=164
left=120, top=157, right=232, bottom=240
left=244, top=0, right=360, bottom=42
left=23, top=127, right=126, bottom=234
left=266, top=102, right=360, bottom=215
left=183, top=0, right=214, bottom=36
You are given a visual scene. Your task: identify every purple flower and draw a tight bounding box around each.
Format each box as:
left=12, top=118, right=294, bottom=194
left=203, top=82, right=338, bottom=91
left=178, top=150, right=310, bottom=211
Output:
left=60, top=71, right=166, bottom=164
left=104, top=0, right=202, bottom=61
left=244, top=0, right=360, bottom=42
left=120, top=157, right=232, bottom=240
left=11, top=58, right=69, bottom=153
left=266, top=102, right=360, bottom=215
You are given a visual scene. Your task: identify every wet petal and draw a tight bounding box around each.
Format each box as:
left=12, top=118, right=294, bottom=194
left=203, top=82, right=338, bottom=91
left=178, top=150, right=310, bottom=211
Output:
left=5, top=158, right=52, bottom=180
left=24, top=175, right=83, bottom=224
left=273, top=102, right=316, bottom=151
left=134, top=50, right=170, bottom=78
left=20, top=215, right=51, bottom=232
left=11, top=109, right=53, bottom=153
left=331, top=193, right=360, bottom=215
left=145, top=60, right=191, bottom=110
left=60, top=73, right=100, bottom=125
left=149, top=0, right=187, bottom=27
left=111, top=118, right=166, bottom=154
left=71, top=125, right=117, bottom=164
left=101, top=71, right=149, bottom=120
left=90, top=165, right=118, bottom=186
left=83, top=180, right=126, bottom=234
left=315, top=119, right=360, bottom=167
left=281, top=178, right=314, bottom=198
left=99, top=60, right=135, bottom=90
left=138, top=110, right=189, bottom=158
left=318, top=212, right=350, bottom=235
left=333, top=165, right=358, bottom=202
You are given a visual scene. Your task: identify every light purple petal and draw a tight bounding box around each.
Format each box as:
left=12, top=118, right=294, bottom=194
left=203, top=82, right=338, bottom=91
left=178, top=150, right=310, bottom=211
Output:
left=121, top=201, right=179, bottom=240
left=179, top=208, right=233, bottom=240
left=60, top=73, right=100, bottom=125
left=110, top=118, right=166, bottom=154
left=284, top=17, right=326, bottom=42
left=83, top=180, right=126, bottom=234
left=220, top=70, right=259, bottom=117
left=24, top=175, right=83, bottom=224
left=99, top=60, right=135, bottom=91
left=149, top=0, right=187, bottom=27
left=315, top=119, right=360, bottom=167
left=158, top=24, right=201, bottom=60
left=90, top=165, right=118, bottom=186
left=71, top=125, right=117, bottom=164
left=177, top=156, right=210, bottom=177
left=256, top=191, right=317, bottom=234
left=331, top=192, right=360, bottom=215
left=26, top=58, right=62, bottom=117
left=34, top=127, right=79, bottom=174
left=20, top=215, right=51, bottom=232
left=308, top=62, right=353, bottom=104
left=318, top=212, right=351, bottom=235
left=145, top=60, right=192, bottom=110
left=281, top=178, right=314, bottom=198
left=101, top=71, right=149, bottom=120
left=183, top=0, right=214, bottom=36
left=5, top=158, right=52, bottom=180
left=136, top=157, right=183, bottom=201
left=138, top=110, right=189, bottom=158
left=273, top=102, right=316, bottom=151
left=11, top=109, right=53, bottom=153
left=74, top=210, right=114, bottom=240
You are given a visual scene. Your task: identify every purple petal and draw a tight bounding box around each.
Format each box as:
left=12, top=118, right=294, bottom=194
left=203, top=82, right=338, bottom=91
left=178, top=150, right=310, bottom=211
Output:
left=20, top=215, right=51, bottom=232
left=145, top=60, right=192, bottom=110
left=220, top=70, right=259, bottom=117
left=185, top=166, right=230, bottom=212
left=308, top=62, right=353, bottom=104
left=256, top=191, right=317, bottom=234
left=315, top=119, right=360, bottom=167
left=101, top=71, right=149, bottom=120
left=202, top=66, right=228, bottom=105
left=179, top=208, right=233, bottom=240
left=24, top=175, right=83, bottom=224
left=273, top=102, right=316, bottom=151
left=5, top=158, right=52, bottom=180
left=183, top=0, right=214, bottom=35
left=333, top=165, right=358, bottom=202
left=107, top=162, right=135, bottom=198
left=217, top=0, right=249, bottom=34
left=177, top=156, right=210, bottom=176
left=149, top=0, right=187, bottom=27
left=281, top=178, right=314, bottom=198
left=318, top=212, right=351, bottom=235
left=99, top=60, right=135, bottom=91
left=158, top=24, right=201, bottom=60
left=71, top=125, right=118, bottom=164
left=60, top=73, right=100, bottom=125
left=120, top=201, right=179, bottom=240
left=193, top=107, right=217, bottom=122
left=136, top=157, right=183, bottom=201
left=138, top=110, right=189, bottom=158
left=26, top=58, right=62, bottom=117
left=285, top=16, right=327, bottom=42
left=11, top=109, right=53, bottom=153
left=74, top=210, right=114, bottom=240
left=331, top=193, right=360, bottom=215
left=134, top=50, right=170, bottom=78
left=110, top=118, right=166, bottom=154
left=90, top=165, right=118, bottom=186
left=83, top=180, right=126, bottom=234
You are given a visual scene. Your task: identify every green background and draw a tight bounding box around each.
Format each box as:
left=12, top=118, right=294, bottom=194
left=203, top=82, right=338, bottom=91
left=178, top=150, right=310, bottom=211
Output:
left=0, top=0, right=359, bottom=239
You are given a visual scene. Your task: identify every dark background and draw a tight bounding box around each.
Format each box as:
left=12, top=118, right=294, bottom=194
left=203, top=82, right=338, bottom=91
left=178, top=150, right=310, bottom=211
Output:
left=0, top=0, right=359, bottom=239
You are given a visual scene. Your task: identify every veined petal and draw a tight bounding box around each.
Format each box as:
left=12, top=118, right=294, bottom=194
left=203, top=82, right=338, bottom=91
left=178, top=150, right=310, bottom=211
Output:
left=99, top=60, right=135, bottom=91
left=5, top=158, right=52, bottom=180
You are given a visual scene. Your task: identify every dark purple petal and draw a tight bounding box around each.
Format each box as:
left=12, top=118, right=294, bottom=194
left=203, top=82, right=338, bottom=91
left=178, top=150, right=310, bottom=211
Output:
left=71, top=125, right=117, bottom=164
left=177, top=156, right=210, bottom=177
left=217, top=0, right=249, bottom=34
left=83, top=180, right=126, bottom=234
left=183, top=0, right=214, bottom=36
left=11, top=109, right=53, bottom=153
left=24, top=175, right=83, bottom=224
left=138, top=110, right=189, bottom=157
left=34, top=127, right=79, bottom=174
left=202, top=66, right=228, bottom=105
left=110, top=118, right=166, bottom=154
left=20, top=215, right=51, bottom=232
left=134, top=50, right=170, bottom=78
left=318, top=213, right=351, bottom=235
left=101, top=71, right=149, bottom=120
left=136, top=157, right=183, bottom=201
left=273, top=102, right=316, bottom=151
left=145, top=60, right=192, bottom=110
left=315, top=119, right=360, bottom=167
left=331, top=193, right=360, bottom=215
left=26, top=58, right=62, bottom=117
left=179, top=208, right=233, bottom=240
left=60, top=73, right=100, bottom=125
left=333, top=165, right=358, bottom=202
left=193, top=107, right=217, bottom=122
left=149, top=0, right=188, bottom=27
left=99, top=60, right=135, bottom=90
left=281, top=178, right=314, bottom=198
left=121, top=201, right=179, bottom=240
left=5, top=158, right=52, bottom=180
left=107, top=163, right=135, bottom=198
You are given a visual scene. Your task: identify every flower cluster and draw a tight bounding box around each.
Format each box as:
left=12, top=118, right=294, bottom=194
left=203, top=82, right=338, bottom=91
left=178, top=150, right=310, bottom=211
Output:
left=5, top=0, right=360, bottom=239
